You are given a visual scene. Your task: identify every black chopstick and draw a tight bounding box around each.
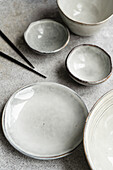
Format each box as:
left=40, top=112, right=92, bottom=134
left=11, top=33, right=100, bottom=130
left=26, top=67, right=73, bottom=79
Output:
left=0, top=30, right=34, bottom=69
left=0, top=51, right=46, bottom=79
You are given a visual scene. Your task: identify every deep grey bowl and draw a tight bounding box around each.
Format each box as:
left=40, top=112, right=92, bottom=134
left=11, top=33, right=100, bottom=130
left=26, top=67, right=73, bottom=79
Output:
left=65, top=44, right=112, bottom=86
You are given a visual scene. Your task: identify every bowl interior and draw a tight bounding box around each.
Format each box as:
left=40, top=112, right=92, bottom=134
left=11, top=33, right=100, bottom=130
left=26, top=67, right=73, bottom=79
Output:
left=58, top=0, right=113, bottom=23
left=67, top=45, right=111, bottom=83
left=25, top=20, right=69, bottom=53
left=84, top=90, right=113, bottom=169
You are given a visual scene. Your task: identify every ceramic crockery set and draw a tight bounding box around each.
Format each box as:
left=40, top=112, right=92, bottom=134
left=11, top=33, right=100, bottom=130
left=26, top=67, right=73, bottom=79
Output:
left=2, top=0, right=113, bottom=169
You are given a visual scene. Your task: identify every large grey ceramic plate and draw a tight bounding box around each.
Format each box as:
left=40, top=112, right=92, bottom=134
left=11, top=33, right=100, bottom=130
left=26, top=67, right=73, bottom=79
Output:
left=2, top=82, right=88, bottom=160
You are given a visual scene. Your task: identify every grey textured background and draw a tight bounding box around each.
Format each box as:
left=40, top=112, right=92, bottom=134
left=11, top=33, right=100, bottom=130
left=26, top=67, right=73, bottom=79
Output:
left=0, top=0, right=113, bottom=169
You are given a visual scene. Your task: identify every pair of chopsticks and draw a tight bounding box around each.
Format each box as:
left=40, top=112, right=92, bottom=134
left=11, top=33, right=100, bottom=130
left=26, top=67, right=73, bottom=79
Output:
left=0, top=30, right=46, bottom=78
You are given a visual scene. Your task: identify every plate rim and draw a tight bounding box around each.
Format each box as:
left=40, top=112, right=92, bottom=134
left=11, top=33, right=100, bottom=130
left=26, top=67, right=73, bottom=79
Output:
left=2, top=82, right=88, bottom=160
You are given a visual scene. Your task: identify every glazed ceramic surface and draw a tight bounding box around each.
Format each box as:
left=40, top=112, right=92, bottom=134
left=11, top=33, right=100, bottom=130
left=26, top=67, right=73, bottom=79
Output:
left=2, top=82, right=88, bottom=160
left=57, top=0, right=113, bottom=36
left=84, top=90, right=113, bottom=170
left=24, top=19, right=70, bottom=54
left=66, top=44, right=112, bottom=86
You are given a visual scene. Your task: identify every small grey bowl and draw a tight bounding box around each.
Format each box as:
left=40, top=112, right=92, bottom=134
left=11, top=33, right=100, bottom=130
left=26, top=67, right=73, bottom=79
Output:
left=65, top=44, right=112, bottom=86
left=24, top=19, right=70, bottom=54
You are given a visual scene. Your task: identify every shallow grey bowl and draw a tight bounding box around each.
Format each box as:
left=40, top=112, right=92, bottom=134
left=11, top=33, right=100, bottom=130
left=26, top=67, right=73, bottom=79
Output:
left=66, top=44, right=112, bottom=86
left=24, top=19, right=70, bottom=54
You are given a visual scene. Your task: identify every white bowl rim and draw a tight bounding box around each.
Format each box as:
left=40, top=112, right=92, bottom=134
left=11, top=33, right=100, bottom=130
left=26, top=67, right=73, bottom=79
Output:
left=65, top=44, right=112, bottom=85
left=57, top=0, right=113, bottom=26
left=24, top=19, right=70, bottom=54
left=2, top=82, right=88, bottom=160
left=83, top=89, right=113, bottom=169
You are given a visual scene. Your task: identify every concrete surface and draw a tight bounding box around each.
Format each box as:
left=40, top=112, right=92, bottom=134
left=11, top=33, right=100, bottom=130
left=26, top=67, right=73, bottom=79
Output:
left=0, top=0, right=113, bottom=169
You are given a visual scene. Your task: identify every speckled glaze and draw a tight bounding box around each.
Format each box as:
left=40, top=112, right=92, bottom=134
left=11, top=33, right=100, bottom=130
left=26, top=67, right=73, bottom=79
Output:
left=2, top=82, right=88, bottom=160
left=84, top=90, right=113, bottom=170
left=24, top=19, right=70, bottom=54
left=57, top=0, right=113, bottom=36
left=66, top=44, right=112, bottom=86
